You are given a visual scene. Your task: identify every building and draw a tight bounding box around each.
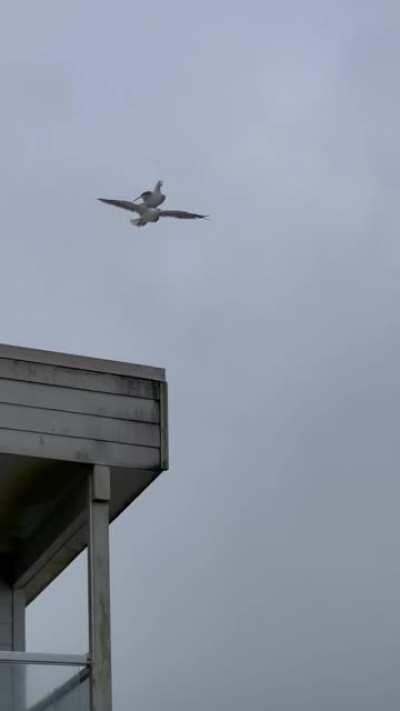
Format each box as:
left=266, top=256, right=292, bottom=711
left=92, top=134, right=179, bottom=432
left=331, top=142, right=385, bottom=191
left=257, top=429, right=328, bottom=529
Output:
left=0, top=343, right=168, bottom=710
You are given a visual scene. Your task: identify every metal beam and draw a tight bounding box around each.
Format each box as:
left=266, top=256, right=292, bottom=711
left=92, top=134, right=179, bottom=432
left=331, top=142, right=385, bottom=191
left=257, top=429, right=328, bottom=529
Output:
left=88, top=465, right=112, bottom=711
left=0, top=652, right=88, bottom=666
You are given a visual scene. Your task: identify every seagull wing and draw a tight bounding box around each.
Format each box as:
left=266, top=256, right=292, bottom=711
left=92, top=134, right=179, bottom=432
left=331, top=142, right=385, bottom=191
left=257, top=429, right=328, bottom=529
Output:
left=159, top=210, right=208, bottom=220
left=98, top=198, right=144, bottom=214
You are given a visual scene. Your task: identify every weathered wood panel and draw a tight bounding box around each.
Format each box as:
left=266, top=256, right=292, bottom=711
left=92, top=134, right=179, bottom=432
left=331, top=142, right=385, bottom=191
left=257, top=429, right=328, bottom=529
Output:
left=0, top=403, right=160, bottom=448
left=159, top=381, right=169, bottom=470
left=0, top=429, right=160, bottom=468
left=0, top=358, right=159, bottom=399
left=0, top=343, right=165, bottom=381
left=0, top=380, right=159, bottom=423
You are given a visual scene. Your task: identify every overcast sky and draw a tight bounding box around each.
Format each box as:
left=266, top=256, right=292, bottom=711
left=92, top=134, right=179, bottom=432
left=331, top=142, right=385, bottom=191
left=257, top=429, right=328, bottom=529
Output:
left=2, top=1, right=400, bottom=708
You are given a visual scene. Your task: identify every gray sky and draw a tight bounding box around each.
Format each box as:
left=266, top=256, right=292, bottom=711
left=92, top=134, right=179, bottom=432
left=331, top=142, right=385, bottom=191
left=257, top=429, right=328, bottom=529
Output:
left=2, top=0, right=400, bottom=708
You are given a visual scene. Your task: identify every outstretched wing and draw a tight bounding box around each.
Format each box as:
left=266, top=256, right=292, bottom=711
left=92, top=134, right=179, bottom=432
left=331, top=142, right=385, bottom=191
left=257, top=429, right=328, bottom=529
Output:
left=159, top=210, right=208, bottom=220
left=98, top=198, right=145, bottom=214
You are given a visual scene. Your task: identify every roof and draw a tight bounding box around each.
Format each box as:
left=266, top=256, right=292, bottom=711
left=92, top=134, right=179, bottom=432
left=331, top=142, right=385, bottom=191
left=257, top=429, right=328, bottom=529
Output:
left=0, top=344, right=168, bottom=602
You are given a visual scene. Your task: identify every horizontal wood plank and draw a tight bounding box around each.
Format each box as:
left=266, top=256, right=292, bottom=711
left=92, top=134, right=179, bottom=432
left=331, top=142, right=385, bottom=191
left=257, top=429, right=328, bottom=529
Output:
left=0, top=429, right=160, bottom=468
left=0, top=379, right=159, bottom=423
left=0, top=358, right=159, bottom=400
left=0, top=343, right=165, bottom=381
left=0, top=403, right=160, bottom=448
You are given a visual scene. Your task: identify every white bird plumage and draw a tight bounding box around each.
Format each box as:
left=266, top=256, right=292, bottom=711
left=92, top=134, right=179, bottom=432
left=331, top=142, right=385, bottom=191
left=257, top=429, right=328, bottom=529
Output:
left=98, top=181, right=208, bottom=227
left=133, top=180, right=166, bottom=208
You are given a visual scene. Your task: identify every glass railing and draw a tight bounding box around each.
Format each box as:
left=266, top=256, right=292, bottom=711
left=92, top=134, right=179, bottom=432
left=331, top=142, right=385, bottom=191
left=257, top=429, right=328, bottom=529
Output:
left=0, top=653, right=89, bottom=711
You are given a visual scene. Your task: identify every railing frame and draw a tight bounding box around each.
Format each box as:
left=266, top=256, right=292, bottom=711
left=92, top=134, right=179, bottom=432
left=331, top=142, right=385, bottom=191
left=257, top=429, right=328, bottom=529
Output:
left=28, top=666, right=90, bottom=711
left=0, top=652, right=89, bottom=667
left=0, top=465, right=112, bottom=710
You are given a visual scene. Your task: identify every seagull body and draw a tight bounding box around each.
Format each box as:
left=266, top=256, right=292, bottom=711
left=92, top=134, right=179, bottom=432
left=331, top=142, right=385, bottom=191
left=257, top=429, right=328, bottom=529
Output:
left=98, top=197, right=208, bottom=227
left=133, top=180, right=165, bottom=208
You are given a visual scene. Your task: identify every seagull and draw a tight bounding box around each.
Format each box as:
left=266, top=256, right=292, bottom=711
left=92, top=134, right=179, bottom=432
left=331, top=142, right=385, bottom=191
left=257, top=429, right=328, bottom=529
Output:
left=133, top=180, right=165, bottom=208
left=98, top=198, right=208, bottom=227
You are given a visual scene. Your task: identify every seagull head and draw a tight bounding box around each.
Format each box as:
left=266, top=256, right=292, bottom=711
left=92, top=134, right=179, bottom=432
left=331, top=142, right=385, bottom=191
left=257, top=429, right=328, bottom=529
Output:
left=133, top=190, right=152, bottom=202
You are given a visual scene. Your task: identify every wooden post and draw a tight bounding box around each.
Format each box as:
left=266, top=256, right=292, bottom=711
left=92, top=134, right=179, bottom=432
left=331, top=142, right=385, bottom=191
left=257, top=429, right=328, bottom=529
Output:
left=88, top=465, right=112, bottom=711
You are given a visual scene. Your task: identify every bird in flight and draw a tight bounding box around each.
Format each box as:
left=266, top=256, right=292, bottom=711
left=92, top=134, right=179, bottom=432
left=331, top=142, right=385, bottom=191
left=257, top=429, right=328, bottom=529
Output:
left=98, top=181, right=208, bottom=227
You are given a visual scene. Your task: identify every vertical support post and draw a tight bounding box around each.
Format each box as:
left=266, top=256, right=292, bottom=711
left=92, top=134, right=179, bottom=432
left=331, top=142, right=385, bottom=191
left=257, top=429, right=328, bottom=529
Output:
left=11, top=589, right=26, bottom=711
left=12, top=590, right=25, bottom=651
left=88, top=465, right=112, bottom=711
left=0, top=576, right=25, bottom=711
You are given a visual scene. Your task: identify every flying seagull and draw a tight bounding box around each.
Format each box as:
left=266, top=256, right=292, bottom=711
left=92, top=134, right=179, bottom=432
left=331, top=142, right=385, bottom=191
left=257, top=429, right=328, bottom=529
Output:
left=98, top=198, right=208, bottom=227
left=133, top=180, right=165, bottom=208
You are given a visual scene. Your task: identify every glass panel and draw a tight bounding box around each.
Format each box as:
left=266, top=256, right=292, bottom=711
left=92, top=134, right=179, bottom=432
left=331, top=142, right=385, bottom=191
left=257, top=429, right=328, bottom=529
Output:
left=0, top=662, right=89, bottom=711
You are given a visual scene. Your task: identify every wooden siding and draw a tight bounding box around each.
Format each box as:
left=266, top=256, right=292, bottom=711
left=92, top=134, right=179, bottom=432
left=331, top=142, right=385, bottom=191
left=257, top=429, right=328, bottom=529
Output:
left=0, top=350, right=164, bottom=469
